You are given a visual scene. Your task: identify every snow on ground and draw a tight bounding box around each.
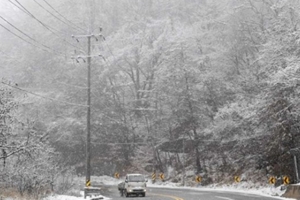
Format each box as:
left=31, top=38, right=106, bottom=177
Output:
left=43, top=193, right=110, bottom=200
left=148, top=183, right=290, bottom=200
left=43, top=176, right=293, bottom=200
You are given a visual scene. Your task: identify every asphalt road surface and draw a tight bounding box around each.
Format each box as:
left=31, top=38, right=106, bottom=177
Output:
left=99, top=185, right=284, bottom=200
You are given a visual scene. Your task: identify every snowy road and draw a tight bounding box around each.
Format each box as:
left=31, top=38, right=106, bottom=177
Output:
left=44, top=176, right=290, bottom=200
left=100, top=186, right=287, bottom=200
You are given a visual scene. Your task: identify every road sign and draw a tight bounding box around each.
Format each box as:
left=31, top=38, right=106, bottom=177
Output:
left=152, top=172, right=156, bottom=180
left=269, top=176, right=276, bottom=184
left=195, top=175, right=202, bottom=183
left=234, top=176, right=241, bottom=183
left=86, top=180, right=91, bottom=187
left=283, top=176, right=290, bottom=185
left=160, top=173, right=164, bottom=180
left=114, top=172, right=120, bottom=179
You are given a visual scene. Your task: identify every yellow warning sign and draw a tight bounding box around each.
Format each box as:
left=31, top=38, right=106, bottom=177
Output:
left=269, top=176, right=276, bottom=184
left=234, top=176, right=241, bottom=183
left=114, top=172, right=120, bottom=179
left=283, top=176, right=290, bottom=185
left=195, top=175, right=202, bottom=183
left=160, top=173, right=164, bottom=180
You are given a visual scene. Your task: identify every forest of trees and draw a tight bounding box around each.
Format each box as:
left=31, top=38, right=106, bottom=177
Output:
left=1, top=0, right=300, bottom=196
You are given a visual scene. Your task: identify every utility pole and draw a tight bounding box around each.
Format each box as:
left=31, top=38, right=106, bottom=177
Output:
left=182, top=138, right=185, bottom=186
left=72, top=30, right=104, bottom=189
left=86, top=35, right=91, bottom=186
left=291, top=148, right=300, bottom=183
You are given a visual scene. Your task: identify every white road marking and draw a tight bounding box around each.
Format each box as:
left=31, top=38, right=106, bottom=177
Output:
left=215, top=196, right=235, bottom=200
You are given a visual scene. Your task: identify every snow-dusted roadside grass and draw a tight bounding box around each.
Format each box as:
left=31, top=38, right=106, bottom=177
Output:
left=148, top=182, right=292, bottom=200
left=42, top=176, right=115, bottom=200
left=43, top=193, right=110, bottom=200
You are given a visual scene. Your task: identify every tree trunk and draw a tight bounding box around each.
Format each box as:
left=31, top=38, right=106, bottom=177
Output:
left=195, top=145, right=202, bottom=173
left=155, top=148, right=164, bottom=172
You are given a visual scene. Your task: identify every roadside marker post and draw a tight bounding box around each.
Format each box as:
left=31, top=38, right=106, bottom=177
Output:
left=152, top=172, right=156, bottom=183
left=86, top=180, right=91, bottom=187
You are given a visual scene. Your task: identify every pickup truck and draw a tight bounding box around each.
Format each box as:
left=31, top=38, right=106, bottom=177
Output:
left=118, top=173, right=147, bottom=197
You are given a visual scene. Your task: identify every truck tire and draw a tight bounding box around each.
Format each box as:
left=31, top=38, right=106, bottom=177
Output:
left=142, top=192, right=146, bottom=197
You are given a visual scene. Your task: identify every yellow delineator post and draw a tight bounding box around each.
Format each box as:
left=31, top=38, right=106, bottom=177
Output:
left=86, top=180, right=91, bottom=187
left=151, top=172, right=156, bottom=183
left=152, top=172, right=156, bottom=180
left=84, top=180, right=91, bottom=199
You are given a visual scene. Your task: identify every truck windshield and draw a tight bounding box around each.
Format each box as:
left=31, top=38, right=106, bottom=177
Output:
left=128, top=175, right=145, bottom=182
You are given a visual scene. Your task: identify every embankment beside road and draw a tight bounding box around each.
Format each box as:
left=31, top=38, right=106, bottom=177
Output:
left=282, top=185, right=300, bottom=199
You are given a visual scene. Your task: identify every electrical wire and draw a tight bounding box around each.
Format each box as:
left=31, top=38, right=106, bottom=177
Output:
left=1, top=81, right=88, bottom=107
left=1, top=16, right=37, bottom=42
left=14, top=0, right=58, bottom=33
left=0, top=16, right=63, bottom=54
left=7, top=0, right=79, bottom=49
left=32, top=0, right=82, bottom=32
left=0, top=24, right=49, bottom=53
left=7, top=0, right=28, bottom=15
left=42, top=0, right=85, bottom=32
left=14, top=0, right=80, bottom=48
left=1, top=53, right=89, bottom=102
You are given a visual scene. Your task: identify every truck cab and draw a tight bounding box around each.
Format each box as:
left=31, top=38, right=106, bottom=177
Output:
left=118, top=173, right=147, bottom=197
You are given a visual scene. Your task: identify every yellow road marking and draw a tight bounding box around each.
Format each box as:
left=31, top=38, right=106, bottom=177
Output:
left=151, top=193, right=184, bottom=200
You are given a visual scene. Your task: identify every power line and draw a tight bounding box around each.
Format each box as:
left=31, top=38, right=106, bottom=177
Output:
left=0, top=16, right=63, bottom=54
left=1, top=16, right=36, bottom=42
left=42, top=0, right=85, bottom=32
left=32, top=0, right=82, bottom=32
left=0, top=24, right=49, bottom=52
left=7, top=0, right=29, bottom=15
left=15, top=0, right=58, bottom=33
left=90, top=142, right=150, bottom=145
left=14, top=0, right=79, bottom=48
left=55, top=80, right=88, bottom=90
left=1, top=81, right=88, bottom=107
left=8, top=0, right=79, bottom=49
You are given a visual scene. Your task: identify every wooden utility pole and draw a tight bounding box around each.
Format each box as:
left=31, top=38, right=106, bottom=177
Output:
left=291, top=148, right=300, bottom=183
left=86, top=35, right=91, bottom=185
left=182, top=138, right=185, bottom=186
left=72, top=31, right=104, bottom=189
